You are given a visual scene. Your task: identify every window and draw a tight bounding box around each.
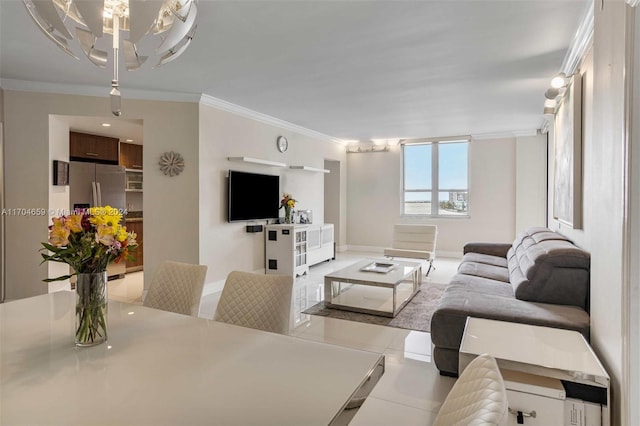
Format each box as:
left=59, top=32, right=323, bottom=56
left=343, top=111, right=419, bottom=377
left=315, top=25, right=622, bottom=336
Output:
left=403, top=140, right=469, bottom=216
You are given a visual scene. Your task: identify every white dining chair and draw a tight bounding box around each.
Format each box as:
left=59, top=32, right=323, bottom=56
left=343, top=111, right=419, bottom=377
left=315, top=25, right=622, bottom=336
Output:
left=143, top=261, right=208, bottom=317
left=213, top=271, right=293, bottom=334
left=433, top=353, right=509, bottom=426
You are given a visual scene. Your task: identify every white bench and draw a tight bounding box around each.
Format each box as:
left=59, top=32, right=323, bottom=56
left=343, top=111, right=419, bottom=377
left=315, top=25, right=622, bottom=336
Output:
left=384, top=224, right=437, bottom=276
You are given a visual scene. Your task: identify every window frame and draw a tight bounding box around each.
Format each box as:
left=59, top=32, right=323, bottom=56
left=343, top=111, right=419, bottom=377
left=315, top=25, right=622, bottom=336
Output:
left=401, top=139, right=470, bottom=218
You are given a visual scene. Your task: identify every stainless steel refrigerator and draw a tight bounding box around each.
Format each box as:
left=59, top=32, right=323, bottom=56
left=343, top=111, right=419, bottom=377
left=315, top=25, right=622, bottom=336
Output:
left=69, top=161, right=126, bottom=278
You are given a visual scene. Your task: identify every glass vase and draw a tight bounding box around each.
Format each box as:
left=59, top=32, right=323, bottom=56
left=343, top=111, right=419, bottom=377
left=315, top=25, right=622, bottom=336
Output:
left=75, top=271, right=108, bottom=347
left=284, top=206, right=292, bottom=224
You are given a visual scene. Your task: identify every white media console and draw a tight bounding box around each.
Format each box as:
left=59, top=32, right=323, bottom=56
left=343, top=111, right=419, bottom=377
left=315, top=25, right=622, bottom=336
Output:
left=265, top=224, right=334, bottom=276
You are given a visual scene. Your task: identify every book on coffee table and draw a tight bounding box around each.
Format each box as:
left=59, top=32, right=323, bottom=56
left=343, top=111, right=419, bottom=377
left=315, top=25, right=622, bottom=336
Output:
left=359, top=261, right=397, bottom=273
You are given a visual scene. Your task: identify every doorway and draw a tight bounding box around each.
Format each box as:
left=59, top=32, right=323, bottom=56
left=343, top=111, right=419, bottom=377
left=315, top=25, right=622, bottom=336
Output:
left=324, top=159, right=341, bottom=251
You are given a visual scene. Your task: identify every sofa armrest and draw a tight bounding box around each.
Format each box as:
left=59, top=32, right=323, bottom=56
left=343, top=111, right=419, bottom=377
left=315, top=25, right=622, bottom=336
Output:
left=463, top=242, right=511, bottom=258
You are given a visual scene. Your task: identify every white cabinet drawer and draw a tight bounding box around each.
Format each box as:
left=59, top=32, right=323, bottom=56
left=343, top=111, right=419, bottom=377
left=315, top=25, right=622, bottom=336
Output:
left=507, top=389, right=564, bottom=425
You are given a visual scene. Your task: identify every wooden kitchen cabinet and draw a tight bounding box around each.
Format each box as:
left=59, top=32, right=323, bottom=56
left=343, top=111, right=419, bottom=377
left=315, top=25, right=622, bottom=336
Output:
left=125, top=220, right=143, bottom=271
left=120, top=142, right=143, bottom=170
left=70, top=131, right=119, bottom=163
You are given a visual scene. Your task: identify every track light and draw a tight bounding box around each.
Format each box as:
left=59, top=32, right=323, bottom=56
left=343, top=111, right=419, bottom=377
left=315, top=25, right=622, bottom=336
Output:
left=346, top=144, right=390, bottom=154
left=545, top=88, right=560, bottom=100
left=550, top=73, right=567, bottom=89
left=542, top=72, right=571, bottom=115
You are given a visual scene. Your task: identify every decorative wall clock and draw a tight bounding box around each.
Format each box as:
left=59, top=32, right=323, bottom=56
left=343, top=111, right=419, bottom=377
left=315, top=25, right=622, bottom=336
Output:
left=159, top=151, right=185, bottom=177
left=276, top=136, right=288, bottom=153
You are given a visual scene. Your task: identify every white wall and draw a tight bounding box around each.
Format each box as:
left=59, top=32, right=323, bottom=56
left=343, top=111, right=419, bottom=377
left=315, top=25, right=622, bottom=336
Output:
left=515, top=134, right=547, bottom=232
left=346, top=138, right=522, bottom=255
left=47, top=116, right=70, bottom=292
left=197, top=103, right=347, bottom=284
left=2, top=90, right=199, bottom=299
left=547, top=2, right=630, bottom=422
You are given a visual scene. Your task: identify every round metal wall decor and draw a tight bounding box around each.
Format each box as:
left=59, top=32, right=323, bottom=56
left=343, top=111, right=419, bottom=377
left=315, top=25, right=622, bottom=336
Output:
left=159, top=151, right=185, bottom=177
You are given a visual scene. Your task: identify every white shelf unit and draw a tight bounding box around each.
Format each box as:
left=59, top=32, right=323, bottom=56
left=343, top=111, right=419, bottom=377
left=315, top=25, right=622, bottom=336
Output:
left=227, top=157, right=287, bottom=168
left=288, top=165, right=331, bottom=173
left=266, top=225, right=309, bottom=277
left=265, top=224, right=334, bottom=277
left=307, top=224, right=334, bottom=266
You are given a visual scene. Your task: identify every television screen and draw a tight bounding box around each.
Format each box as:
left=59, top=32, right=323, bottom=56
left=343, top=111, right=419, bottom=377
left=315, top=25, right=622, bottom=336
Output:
left=228, top=170, right=280, bottom=222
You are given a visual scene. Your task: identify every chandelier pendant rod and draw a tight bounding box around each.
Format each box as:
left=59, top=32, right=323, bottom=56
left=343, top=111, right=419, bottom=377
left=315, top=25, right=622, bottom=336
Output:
left=110, top=10, right=121, bottom=116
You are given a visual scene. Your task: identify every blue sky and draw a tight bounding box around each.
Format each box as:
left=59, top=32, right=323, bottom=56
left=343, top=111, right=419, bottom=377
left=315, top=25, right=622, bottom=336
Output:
left=404, top=142, right=468, bottom=202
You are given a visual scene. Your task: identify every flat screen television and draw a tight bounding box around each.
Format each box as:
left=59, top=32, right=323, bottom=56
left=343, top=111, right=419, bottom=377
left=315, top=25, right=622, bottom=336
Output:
left=228, top=170, right=280, bottom=222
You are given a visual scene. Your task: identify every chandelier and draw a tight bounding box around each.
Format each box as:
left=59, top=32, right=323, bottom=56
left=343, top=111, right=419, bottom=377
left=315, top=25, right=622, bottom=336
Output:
left=23, top=0, right=198, bottom=116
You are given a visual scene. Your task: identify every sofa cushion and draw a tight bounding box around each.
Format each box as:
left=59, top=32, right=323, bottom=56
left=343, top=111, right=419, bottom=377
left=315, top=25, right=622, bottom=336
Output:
left=447, top=274, right=513, bottom=297
left=461, top=252, right=508, bottom=268
left=431, top=289, right=591, bottom=351
left=457, top=262, right=510, bottom=283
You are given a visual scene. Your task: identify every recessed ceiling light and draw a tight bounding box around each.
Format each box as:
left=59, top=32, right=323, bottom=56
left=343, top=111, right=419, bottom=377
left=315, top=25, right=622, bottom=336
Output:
left=126, top=139, right=133, bottom=142
left=101, top=123, right=111, bottom=127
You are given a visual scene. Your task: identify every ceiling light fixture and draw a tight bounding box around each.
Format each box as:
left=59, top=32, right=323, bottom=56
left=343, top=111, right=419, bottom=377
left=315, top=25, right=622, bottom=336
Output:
left=542, top=73, right=572, bottom=116
left=101, top=123, right=111, bottom=127
left=550, top=72, right=567, bottom=89
left=23, top=0, right=198, bottom=117
left=371, top=138, right=400, bottom=146
left=544, top=87, right=560, bottom=100
left=543, top=99, right=557, bottom=116
left=346, top=144, right=390, bottom=154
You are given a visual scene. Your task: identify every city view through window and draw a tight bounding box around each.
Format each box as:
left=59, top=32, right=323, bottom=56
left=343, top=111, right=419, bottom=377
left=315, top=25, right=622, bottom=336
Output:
left=403, top=141, right=469, bottom=216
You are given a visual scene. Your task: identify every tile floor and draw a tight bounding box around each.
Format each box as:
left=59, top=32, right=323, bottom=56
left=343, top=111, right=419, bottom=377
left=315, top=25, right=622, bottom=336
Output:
left=107, top=252, right=462, bottom=425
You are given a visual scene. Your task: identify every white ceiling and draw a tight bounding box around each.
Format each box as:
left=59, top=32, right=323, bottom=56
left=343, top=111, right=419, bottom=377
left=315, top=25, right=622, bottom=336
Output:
left=0, top=0, right=589, bottom=141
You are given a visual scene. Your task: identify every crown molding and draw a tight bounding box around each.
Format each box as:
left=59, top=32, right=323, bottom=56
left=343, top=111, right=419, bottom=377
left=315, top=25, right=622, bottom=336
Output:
left=561, top=1, right=594, bottom=75
left=471, top=129, right=539, bottom=140
left=199, top=94, right=344, bottom=146
left=0, top=78, right=201, bottom=103
left=1, top=79, right=345, bottom=146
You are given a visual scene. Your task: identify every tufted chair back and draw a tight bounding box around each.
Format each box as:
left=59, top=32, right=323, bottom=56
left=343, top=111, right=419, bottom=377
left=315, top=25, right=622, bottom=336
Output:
left=433, top=354, right=508, bottom=426
left=143, top=261, right=208, bottom=317
left=213, top=271, right=293, bottom=334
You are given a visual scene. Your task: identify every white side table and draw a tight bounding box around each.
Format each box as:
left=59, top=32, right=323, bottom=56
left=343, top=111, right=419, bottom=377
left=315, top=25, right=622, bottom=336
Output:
left=459, top=317, right=610, bottom=426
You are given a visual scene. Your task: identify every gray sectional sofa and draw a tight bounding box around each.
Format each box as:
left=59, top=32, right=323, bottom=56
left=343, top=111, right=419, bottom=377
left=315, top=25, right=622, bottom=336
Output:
left=431, top=227, right=591, bottom=376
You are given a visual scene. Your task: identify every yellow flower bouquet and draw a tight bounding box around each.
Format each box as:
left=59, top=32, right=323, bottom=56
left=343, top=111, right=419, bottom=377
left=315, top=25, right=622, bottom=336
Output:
left=41, top=206, right=138, bottom=346
left=280, top=193, right=297, bottom=223
left=42, top=205, right=137, bottom=279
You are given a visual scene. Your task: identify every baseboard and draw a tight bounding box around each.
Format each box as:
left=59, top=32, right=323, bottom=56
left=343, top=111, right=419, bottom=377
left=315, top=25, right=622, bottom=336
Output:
left=343, top=245, right=463, bottom=259
left=436, top=250, right=464, bottom=259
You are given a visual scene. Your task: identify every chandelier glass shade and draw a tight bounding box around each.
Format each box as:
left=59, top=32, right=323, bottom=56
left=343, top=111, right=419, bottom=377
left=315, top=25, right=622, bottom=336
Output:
left=23, top=0, right=198, bottom=116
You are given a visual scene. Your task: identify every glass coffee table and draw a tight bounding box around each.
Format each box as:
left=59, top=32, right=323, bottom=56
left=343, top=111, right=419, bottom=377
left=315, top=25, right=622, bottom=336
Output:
left=324, top=259, right=422, bottom=317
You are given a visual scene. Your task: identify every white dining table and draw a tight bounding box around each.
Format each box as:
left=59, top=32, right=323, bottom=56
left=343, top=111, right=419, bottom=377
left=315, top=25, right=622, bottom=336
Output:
left=0, top=291, right=384, bottom=425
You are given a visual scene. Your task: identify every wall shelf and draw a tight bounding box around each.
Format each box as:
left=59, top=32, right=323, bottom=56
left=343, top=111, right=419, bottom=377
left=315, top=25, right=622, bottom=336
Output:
left=228, top=157, right=287, bottom=168
left=289, top=165, right=330, bottom=173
